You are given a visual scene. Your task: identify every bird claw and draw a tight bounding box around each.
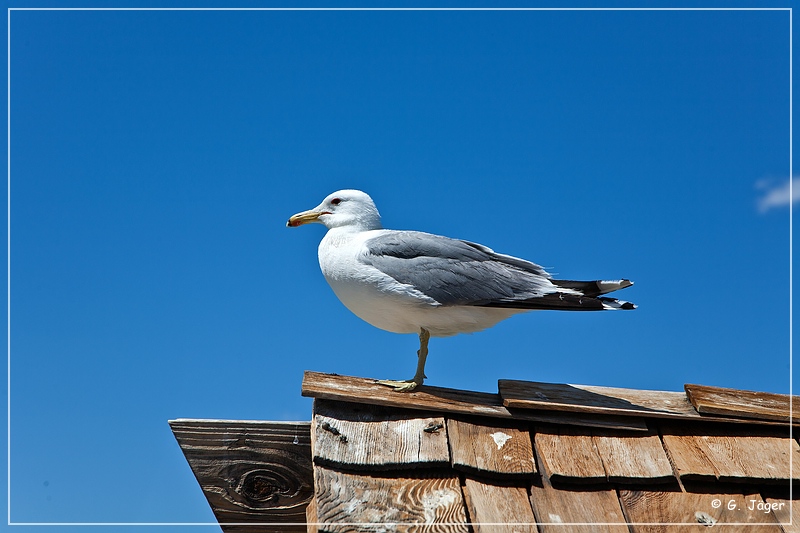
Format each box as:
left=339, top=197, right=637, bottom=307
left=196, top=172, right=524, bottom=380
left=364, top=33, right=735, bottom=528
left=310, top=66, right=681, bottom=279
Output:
left=375, top=378, right=422, bottom=393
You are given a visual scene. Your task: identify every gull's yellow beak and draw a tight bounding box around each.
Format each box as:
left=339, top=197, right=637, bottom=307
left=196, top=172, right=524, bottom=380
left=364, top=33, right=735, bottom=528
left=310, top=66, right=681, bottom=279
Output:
left=287, top=209, right=329, bottom=227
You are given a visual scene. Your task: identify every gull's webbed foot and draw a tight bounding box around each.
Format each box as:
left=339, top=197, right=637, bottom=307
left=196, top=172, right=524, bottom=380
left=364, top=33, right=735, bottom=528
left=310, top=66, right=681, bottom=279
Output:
left=375, top=377, right=423, bottom=393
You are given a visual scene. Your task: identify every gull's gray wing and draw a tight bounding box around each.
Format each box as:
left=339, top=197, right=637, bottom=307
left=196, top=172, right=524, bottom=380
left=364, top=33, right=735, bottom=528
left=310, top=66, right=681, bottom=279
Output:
left=360, top=230, right=558, bottom=306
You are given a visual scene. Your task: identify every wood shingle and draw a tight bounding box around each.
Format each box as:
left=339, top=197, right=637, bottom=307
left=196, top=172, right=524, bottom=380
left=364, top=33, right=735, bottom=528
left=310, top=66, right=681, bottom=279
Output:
left=534, top=426, right=607, bottom=483
left=619, top=491, right=785, bottom=532
left=529, top=481, right=628, bottom=533
left=312, top=400, right=450, bottom=470
left=462, top=478, right=537, bottom=533
left=312, top=466, right=469, bottom=532
left=446, top=418, right=536, bottom=477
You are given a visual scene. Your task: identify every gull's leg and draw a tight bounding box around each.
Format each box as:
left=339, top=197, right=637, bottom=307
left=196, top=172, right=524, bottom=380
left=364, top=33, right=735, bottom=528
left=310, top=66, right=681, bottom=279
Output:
left=376, top=328, right=431, bottom=393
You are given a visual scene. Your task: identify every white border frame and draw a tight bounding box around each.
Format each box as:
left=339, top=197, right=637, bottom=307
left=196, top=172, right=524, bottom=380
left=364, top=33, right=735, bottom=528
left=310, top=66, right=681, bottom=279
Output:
left=5, top=5, right=793, bottom=528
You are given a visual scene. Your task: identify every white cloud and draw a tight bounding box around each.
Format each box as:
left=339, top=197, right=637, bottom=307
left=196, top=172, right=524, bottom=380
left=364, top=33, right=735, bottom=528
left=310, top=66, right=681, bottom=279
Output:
left=756, top=177, right=800, bottom=213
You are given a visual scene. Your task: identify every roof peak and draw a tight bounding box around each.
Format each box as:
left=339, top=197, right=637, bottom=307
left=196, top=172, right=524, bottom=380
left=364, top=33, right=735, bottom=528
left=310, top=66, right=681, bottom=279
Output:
left=301, top=371, right=797, bottom=430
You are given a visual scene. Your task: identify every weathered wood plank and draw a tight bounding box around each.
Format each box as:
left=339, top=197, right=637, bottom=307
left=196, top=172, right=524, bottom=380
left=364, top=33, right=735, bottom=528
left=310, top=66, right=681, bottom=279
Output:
left=462, top=477, right=537, bottom=532
left=660, top=427, right=800, bottom=482
left=312, top=399, right=450, bottom=469
left=306, top=495, right=318, bottom=533
left=619, top=491, right=783, bottom=532
left=660, top=434, right=717, bottom=481
left=534, top=426, right=606, bottom=483
left=313, top=465, right=469, bottom=532
left=302, top=371, right=649, bottom=432
left=765, top=498, right=798, bottom=533
left=685, top=384, right=800, bottom=423
left=710, top=435, right=800, bottom=482
left=592, top=431, right=675, bottom=483
left=169, top=419, right=313, bottom=533
left=529, top=483, right=629, bottom=532
left=447, top=418, right=536, bottom=477
left=535, top=426, right=675, bottom=484
left=500, top=380, right=789, bottom=427
left=501, top=380, right=696, bottom=417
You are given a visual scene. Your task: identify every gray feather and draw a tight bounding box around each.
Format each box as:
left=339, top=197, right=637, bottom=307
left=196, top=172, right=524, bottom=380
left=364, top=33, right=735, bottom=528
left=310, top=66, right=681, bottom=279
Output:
left=360, top=231, right=556, bottom=306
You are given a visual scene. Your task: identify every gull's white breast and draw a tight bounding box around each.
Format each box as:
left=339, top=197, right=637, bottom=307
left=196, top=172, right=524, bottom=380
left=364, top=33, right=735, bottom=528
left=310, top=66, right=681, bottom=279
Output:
left=317, top=228, right=522, bottom=336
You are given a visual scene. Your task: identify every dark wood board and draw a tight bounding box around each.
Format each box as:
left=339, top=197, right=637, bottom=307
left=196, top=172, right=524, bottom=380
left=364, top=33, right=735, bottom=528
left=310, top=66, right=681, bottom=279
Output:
left=169, top=419, right=313, bottom=533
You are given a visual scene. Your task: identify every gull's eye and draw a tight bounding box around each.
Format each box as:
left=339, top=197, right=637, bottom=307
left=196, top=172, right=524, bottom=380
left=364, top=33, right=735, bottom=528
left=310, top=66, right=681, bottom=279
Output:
left=331, top=198, right=342, bottom=205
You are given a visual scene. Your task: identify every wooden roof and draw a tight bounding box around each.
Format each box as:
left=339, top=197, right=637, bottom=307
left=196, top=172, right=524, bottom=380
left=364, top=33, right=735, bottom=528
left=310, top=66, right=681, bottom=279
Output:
left=170, top=371, right=799, bottom=532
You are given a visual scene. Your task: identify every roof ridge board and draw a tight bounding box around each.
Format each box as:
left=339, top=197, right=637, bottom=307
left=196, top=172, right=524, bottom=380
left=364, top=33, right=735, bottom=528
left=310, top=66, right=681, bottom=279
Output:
left=500, top=379, right=700, bottom=417
left=302, top=371, right=650, bottom=432
left=499, top=379, right=796, bottom=427
left=685, top=383, right=800, bottom=424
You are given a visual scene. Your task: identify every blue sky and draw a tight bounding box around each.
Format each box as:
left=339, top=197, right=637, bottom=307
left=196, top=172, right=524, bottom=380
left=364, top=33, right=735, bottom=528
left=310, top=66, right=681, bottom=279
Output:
left=4, top=3, right=796, bottom=529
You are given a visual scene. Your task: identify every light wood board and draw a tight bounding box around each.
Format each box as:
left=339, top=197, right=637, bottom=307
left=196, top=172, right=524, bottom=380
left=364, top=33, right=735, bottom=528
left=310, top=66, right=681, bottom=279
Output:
left=534, top=426, right=606, bottom=483
left=313, top=465, right=469, bottom=532
left=462, top=477, right=537, bottom=532
left=661, top=431, right=800, bottom=482
left=765, top=498, right=799, bottom=533
left=529, top=484, right=629, bottom=533
left=619, top=490, right=783, bottom=532
left=447, top=418, right=536, bottom=476
left=312, top=399, right=449, bottom=469
left=685, top=383, right=800, bottom=423
left=592, top=432, right=674, bottom=483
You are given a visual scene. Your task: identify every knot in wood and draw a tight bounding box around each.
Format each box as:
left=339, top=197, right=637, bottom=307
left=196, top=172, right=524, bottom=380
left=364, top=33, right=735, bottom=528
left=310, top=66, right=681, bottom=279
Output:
left=423, top=421, right=444, bottom=433
left=238, top=469, right=293, bottom=503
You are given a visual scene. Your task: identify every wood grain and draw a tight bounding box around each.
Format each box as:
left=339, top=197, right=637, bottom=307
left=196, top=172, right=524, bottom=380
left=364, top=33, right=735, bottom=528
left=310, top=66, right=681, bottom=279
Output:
left=660, top=433, right=717, bottom=481
left=447, top=418, right=536, bottom=477
left=529, top=484, right=629, bottom=533
left=592, top=431, right=674, bottom=483
left=765, top=498, right=799, bottom=533
left=302, top=371, right=648, bottom=432
left=685, top=384, right=800, bottom=423
left=619, top=490, right=783, bottom=532
left=306, top=494, right=318, bottom=533
left=313, top=465, right=469, bottom=532
left=169, top=419, right=313, bottom=533
left=500, top=380, right=788, bottom=427
left=462, top=478, right=537, bottom=532
left=312, top=399, right=450, bottom=469
left=660, top=428, right=800, bottom=482
left=534, top=426, right=607, bottom=483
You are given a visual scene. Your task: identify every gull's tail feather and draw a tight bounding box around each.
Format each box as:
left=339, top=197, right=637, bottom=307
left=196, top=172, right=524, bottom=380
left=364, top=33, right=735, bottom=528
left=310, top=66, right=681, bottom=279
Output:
left=599, top=297, right=637, bottom=310
left=552, top=278, right=634, bottom=297
left=473, top=278, right=636, bottom=311
left=475, top=292, right=636, bottom=311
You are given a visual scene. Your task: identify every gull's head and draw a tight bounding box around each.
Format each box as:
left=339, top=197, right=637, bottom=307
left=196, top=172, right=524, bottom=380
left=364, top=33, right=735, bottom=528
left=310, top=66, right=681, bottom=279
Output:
left=286, top=189, right=383, bottom=231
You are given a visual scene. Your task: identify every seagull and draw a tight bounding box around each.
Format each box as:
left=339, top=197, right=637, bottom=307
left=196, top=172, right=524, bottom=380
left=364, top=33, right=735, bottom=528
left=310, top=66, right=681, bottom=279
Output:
left=287, top=189, right=635, bottom=392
